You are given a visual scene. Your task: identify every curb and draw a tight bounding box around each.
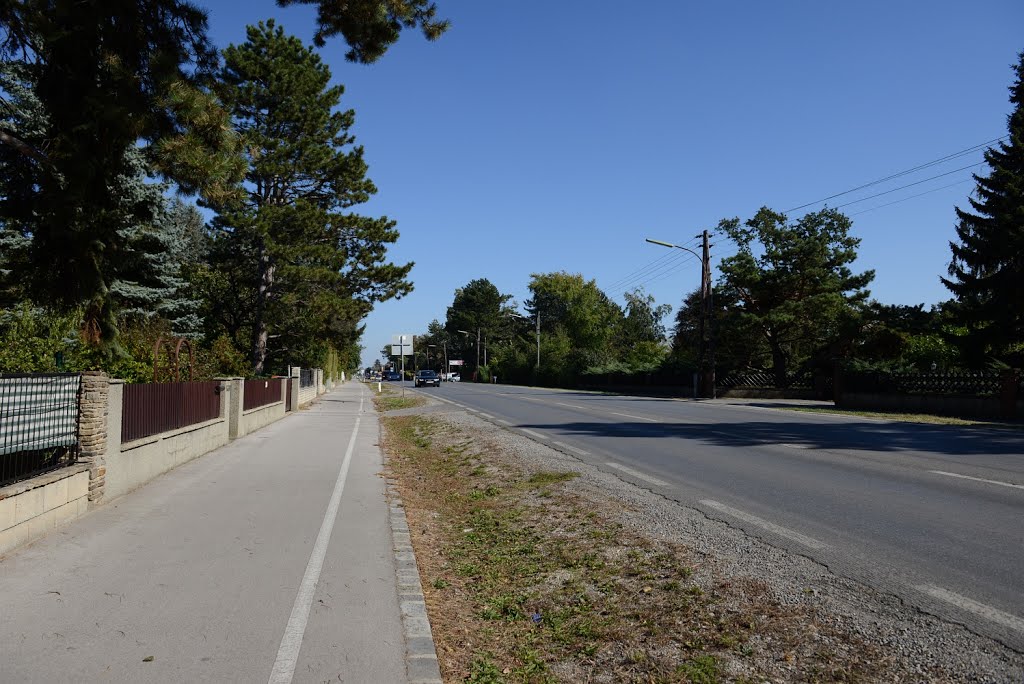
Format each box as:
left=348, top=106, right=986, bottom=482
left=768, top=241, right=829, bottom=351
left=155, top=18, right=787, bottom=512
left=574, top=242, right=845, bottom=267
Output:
left=387, top=486, right=443, bottom=684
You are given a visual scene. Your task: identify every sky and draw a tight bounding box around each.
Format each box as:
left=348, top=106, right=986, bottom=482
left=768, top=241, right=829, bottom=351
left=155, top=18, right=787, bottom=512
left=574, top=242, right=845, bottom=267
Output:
left=201, top=1, right=1024, bottom=370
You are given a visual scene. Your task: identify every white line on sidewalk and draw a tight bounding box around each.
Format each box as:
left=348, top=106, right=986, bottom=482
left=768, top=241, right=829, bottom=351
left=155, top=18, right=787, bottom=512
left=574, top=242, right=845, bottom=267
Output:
left=605, top=462, right=669, bottom=486
left=268, top=415, right=362, bottom=684
left=929, top=470, right=1024, bottom=491
left=915, top=584, right=1024, bottom=634
left=698, top=499, right=828, bottom=550
left=552, top=440, right=590, bottom=456
left=520, top=429, right=546, bottom=440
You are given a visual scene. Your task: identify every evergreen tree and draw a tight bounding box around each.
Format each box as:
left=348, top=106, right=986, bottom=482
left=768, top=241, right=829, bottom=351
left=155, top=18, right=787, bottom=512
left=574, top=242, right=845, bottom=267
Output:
left=444, top=278, right=515, bottom=371
left=208, top=21, right=412, bottom=375
left=277, top=0, right=449, bottom=62
left=941, top=51, right=1024, bottom=367
left=718, top=207, right=873, bottom=386
left=0, top=0, right=243, bottom=352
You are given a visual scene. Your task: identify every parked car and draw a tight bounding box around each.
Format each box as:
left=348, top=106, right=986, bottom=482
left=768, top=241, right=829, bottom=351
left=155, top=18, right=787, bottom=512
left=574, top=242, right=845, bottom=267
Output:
left=446, top=372, right=460, bottom=382
left=384, top=371, right=402, bottom=381
left=414, top=370, right=440, bottom=388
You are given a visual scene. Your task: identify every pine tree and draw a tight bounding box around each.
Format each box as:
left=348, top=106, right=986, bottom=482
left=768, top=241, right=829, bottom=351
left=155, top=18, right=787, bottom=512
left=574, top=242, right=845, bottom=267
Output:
left=0, top=0, right=243, bottom=353
left=208, top=21, right=413, bottom=375
left=942, top=52, right=1024, bottom=367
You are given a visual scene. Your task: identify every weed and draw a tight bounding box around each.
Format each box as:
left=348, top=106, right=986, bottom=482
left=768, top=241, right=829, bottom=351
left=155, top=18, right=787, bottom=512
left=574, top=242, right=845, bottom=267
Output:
left=678, top=654, right=720, bottom=684
left=466, top=654, right=504, bottom=683
left=432, top=577, right=450, bottom=589
left=526, top=471, right=578, bottom=487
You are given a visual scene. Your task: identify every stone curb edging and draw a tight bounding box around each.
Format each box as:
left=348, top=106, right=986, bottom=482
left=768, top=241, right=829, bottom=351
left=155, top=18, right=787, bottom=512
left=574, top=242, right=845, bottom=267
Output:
left=387, top=485, right=443, bottom=684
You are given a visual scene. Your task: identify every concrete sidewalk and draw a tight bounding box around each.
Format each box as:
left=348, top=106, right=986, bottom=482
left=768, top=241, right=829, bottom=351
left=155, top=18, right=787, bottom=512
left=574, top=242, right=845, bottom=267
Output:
left=0, top=381, right=437, bottom=683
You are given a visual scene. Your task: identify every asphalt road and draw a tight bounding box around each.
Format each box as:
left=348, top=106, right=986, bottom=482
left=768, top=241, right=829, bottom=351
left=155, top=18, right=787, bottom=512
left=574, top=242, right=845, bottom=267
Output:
left=416, top=381, right=1024, bottom=651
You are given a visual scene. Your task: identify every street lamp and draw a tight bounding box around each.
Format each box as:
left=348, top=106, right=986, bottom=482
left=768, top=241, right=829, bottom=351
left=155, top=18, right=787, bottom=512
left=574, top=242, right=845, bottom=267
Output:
left=457, top=328, right=481, bottom=372
left=646, top=233, right=715, bottom=398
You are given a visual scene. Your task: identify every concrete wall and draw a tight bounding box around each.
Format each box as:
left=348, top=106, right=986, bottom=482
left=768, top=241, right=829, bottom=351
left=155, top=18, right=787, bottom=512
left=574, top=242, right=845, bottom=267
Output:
left=2, top=368, right=320, bottom=556
left=0, top=466, right=90, bottom=557
left=241, top=400, right=286, bottom=435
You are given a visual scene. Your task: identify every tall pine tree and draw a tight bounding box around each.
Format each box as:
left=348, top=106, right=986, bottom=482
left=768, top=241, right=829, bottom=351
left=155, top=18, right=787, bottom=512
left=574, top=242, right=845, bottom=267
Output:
left=942, top=52, right=1024, bottom=367
left=208, top=21, right=412, bottom=375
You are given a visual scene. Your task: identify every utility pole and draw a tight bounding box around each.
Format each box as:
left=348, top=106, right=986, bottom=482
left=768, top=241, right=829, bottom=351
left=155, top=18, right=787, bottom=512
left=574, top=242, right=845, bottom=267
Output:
left=700, top=230, right=715, bottom=398
left=645, top=233, right=716, bottom=399
left=476, top=327, right=481, bottom=371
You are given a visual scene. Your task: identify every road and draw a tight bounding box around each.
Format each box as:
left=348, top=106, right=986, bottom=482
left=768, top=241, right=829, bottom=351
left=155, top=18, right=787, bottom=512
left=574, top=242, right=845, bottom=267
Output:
left=417, top=381, right=1024, bottom=651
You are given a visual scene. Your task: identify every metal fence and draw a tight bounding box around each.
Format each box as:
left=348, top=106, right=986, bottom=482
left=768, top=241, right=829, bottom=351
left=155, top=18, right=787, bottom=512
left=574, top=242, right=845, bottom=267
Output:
left=718, top=370, right=813, bottom=389
left=122, top=381, right=221, bottom=443
left=299, top=369, right=314, bottom=388
left=843, top=371, right=1004, bottom=396
left=243, top=378, right=283, bottom=411
left=0, top=373, right=81, bottom=487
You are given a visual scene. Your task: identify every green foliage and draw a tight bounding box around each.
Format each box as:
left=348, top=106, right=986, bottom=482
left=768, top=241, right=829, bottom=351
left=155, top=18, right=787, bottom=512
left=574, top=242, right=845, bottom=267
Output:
left=445, top=279, right=515, bottom=371
left=0, top=304, right=81, bottom=374
left=277, top=0, right=449, bottom=63
left=942, top=51, right=1024, bottom=368
left=0, top=0, right=243, bottom=354
left=717, top=207, right=874, bottom=386
left=205, top=21, right=412, bottom=375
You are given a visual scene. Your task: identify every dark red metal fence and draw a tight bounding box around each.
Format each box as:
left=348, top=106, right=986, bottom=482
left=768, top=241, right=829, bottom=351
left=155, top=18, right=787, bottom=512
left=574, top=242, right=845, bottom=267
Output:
left=243, top=378, right=284, bottom=411
left=122, top=381, right=222, bottom=443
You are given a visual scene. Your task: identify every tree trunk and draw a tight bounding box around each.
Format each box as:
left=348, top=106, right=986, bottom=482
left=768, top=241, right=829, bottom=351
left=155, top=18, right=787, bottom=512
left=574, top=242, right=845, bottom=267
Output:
left=770, top=341, right=787, bottom=388
left=251, top=244, right=275, bottom=375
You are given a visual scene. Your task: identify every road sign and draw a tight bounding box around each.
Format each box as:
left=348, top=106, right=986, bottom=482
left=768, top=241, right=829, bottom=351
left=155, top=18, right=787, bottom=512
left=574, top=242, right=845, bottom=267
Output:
left=391, top=334, right=413, bottom=356
left=448, top=360, right=464, bottom=366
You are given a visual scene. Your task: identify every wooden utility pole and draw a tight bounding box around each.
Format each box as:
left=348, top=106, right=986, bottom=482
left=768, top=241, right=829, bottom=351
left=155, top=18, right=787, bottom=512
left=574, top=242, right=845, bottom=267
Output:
left=700, top=230, right=715, bottom=398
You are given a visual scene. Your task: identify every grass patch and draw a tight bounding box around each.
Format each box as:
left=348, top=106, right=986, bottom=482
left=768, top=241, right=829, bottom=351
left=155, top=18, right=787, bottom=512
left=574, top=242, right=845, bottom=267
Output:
left=778, top=405, right=1022, bottom=427
left=380, top=414, right=899, bottom=683
left=373, top=391, right=425, bottom=412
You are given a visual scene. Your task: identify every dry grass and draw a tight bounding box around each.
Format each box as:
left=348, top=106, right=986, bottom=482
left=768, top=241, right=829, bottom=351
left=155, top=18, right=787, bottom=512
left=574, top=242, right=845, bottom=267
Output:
left=372, top=387, right=425, bottom=412
left=382, top=414, right=914, bottom=683
left=778, top=406, right=1023, bottom=427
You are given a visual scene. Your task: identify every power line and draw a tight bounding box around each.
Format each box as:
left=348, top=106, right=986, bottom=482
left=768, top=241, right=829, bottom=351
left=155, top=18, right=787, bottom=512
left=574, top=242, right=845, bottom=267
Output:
left=784, top=135, right=1004, bottom=213
left=833, top=161, right=983, bottom=209
left=849, top=177, right=976, bottom=216
left=606, top=236, right=702, bottom=291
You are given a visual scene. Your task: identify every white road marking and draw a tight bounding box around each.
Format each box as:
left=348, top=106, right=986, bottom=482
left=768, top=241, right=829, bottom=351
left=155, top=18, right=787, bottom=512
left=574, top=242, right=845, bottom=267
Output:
left=605, top=462, right=669, bottom=486
left=520, top=429, right=546, bottom=440
left=698, top=499, right=828, bottom=550
left=476, top=412, right=495, bottom=420
left=554, top=402, right=586, bottom=409
left=495, top=419, right=512, bottom=426
left=608, top=411, right=660, bottom=423
left=268, top=416, right=362, bottom=684
left=915, top=584, right=1024, bottom=634
left=552, top=440, right=590, bottom=456
left=929, top=470, right=1024, bottom=491
left=779, top=443, right=812, bottom=449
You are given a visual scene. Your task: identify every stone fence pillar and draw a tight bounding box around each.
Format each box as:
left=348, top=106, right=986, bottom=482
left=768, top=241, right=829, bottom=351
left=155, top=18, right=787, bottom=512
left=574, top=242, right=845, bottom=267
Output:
left=289, top=367, right=300, bottom=411
left=77, top=371, right=110, bottom=506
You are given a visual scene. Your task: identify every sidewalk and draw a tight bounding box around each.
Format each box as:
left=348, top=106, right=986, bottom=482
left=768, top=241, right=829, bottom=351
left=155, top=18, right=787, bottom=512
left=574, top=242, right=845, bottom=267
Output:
left=0, top=381, right=436, bottom=683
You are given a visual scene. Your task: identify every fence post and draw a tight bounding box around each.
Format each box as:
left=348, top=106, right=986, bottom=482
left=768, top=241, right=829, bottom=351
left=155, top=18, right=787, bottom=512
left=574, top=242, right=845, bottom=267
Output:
left=77, top=372, right=110, bottom=506
left=317, top=368, right=324, bottom=395
left=227, top=378, right=244, bottom=439
left=290, top=367, right=301, bottom=410
left=1000, top=369, right=1019, bottom=419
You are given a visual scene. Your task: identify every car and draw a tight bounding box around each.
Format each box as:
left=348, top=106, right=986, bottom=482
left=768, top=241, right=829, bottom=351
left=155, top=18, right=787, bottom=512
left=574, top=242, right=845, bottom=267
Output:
left=446, top=372, right=460, bottom=382
left=384, top=371, right=402, bottom=381
left=414, top=370, right=440, bottom=388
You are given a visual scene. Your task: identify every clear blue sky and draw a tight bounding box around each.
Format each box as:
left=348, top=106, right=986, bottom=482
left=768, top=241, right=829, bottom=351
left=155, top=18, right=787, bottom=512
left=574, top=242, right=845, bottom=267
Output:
left=202, top=1, right=1024, bottom=369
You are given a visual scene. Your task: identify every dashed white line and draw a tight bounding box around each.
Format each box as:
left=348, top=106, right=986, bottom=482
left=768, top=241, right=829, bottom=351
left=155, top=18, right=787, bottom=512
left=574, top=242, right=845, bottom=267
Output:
left=495, top=418, right=512, bottom=426
left=605, top=462, right=669, bottom=486
left=552, top=440, right=590, bottom=456
left=554, top=402, right=586, bottom=409
left=929, top=470, right=1024, bottom=491
left=698, top=499, right=828, bottom=550
left=520, top=429, right=546, bottom=440
left=608, top=411, right=660, bottom=423
left=915, top=584, right=1024, bottom=634
left=477, top=412, right=495, bottom=421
